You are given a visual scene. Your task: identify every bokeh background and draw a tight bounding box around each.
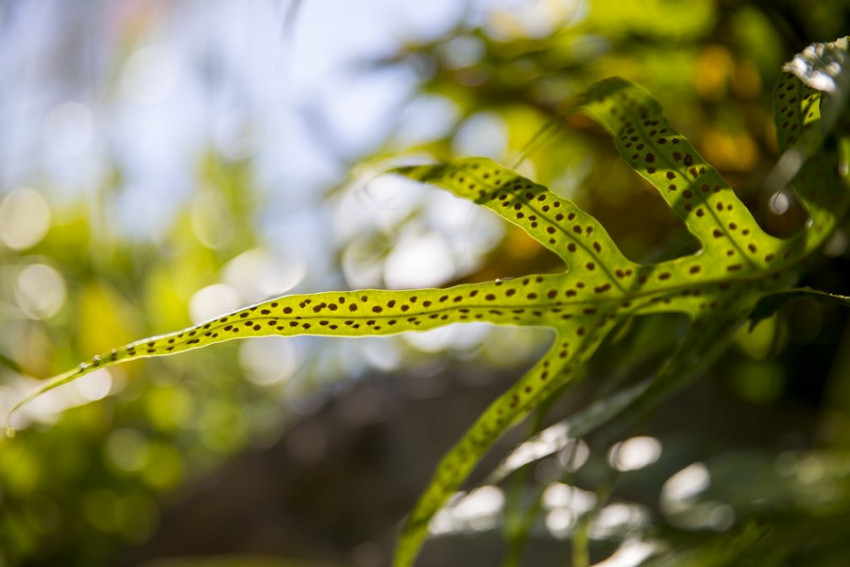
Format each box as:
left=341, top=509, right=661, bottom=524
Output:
left=2, top=1, right=850, bottom=566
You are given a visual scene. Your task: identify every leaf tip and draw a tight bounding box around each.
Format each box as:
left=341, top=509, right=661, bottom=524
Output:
left=4, top=397, right=27, bottom=439
left=4, top=400, right=23, bottom=438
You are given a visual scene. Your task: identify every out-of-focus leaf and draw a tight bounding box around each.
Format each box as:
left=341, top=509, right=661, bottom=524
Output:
left=763, top=36, right=849, bottom=197
left=582, top=0, right=717, bottom=41
left=488, top=378, right=652, bottom=483
left=139, top=556, right=341, bottom=567
left=749, top=288, right=850, bottom=329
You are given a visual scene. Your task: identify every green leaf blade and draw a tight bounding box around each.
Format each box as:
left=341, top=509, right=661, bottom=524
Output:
left=394, top=321, right=615, bottom=567
left=579, top=78, right=786, bottom=272
left=11, top=41, right=850, bottom=567
left=772, top=64, right=850, bottom=252
left=6, top=281, right=570, bottom=430
left=394, top=158, right=635, bottom=278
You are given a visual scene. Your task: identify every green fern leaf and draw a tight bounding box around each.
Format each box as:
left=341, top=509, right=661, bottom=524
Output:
left=7, top=37, right=849, bottom=567
left=392, top=48, right=848, bottom=565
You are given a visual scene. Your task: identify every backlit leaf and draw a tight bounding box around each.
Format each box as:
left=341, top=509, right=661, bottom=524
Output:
left=6, top=37, right=850, bottom=567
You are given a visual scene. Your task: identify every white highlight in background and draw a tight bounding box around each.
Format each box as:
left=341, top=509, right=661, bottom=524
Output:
left=591, top=538, right=657, bottom=567
left=384, top=233, right=455, bottom=289
left=660, top=462, right=735, bottom=531
left=608, top=436, right=663, bottom=472
left=75, top=367, right=113, bottom=401
left=429, top=485, right=505, bottom=534
left=590, top=502, right=650, bottom=539
left=543, top=482, right=597, bottom=513
left=223, top=248, right=306, bottom=303
left=662, top=462, right=710, bottom=506
left=0, top=187, right=51, bottom=250
left=119, top=45, right=182, bottom=105
left=239, top=337, right=298, bottom=386
left=189, top=283, right=241, bottom=324
left=15, top=263, right=67, bottom=319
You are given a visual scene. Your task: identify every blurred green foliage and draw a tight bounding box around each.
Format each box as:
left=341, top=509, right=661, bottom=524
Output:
left=0, top=154, right=282, bottom=565
left=2, top=1, right=850, bottom=566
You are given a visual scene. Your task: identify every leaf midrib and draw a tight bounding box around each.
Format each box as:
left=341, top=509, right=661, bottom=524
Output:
left=463, top=167, right=632, bottom=292
left=135, top=264, right=796, bottom=352
left=621, top=105, right=776, bottom=271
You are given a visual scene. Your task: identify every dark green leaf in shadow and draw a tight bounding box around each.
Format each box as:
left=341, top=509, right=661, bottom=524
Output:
left=749, top=287, right=850, bottom=330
